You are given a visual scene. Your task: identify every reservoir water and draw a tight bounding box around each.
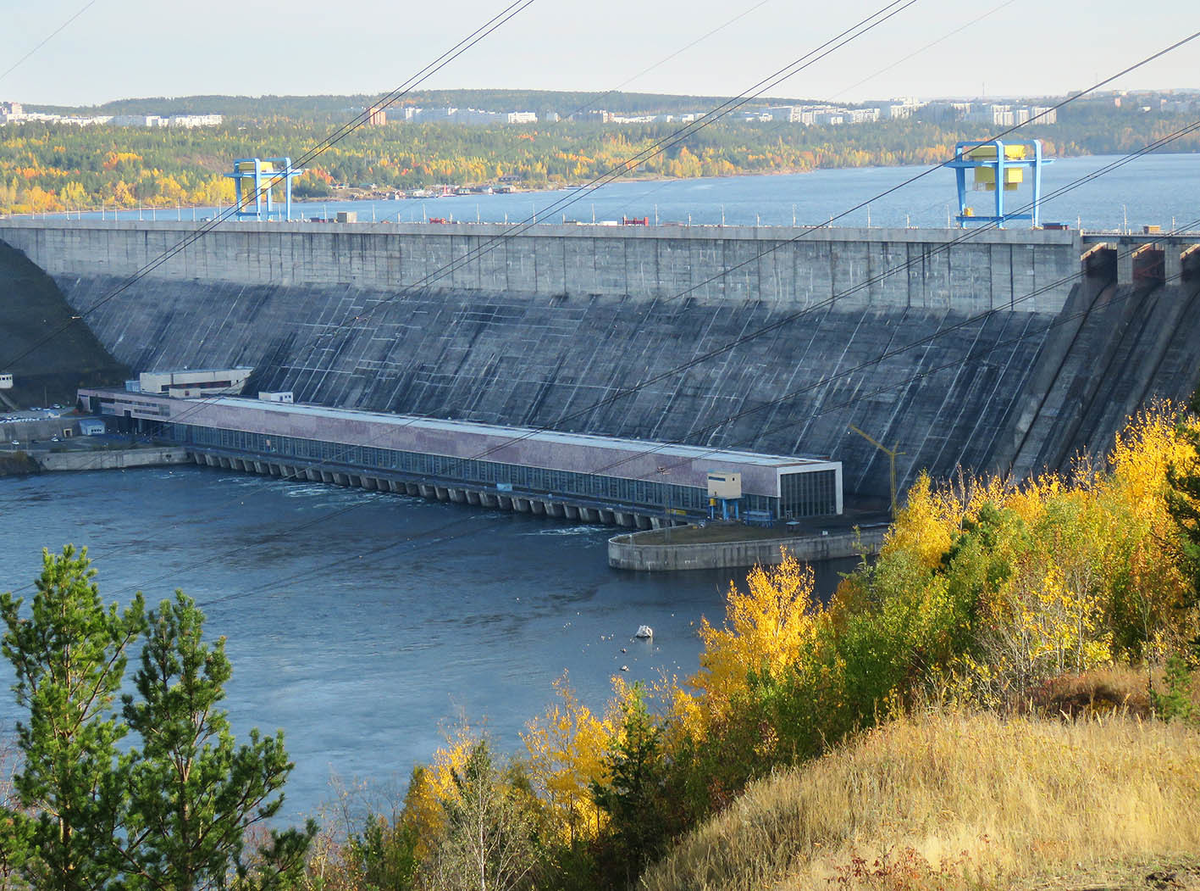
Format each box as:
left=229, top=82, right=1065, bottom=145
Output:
left=83, top=152, right=1200, bottom=232
left=0, top=466, right=856, bottom=820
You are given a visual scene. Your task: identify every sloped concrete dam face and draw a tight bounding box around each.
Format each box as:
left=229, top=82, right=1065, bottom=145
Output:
left=2, top=220, right=1196, bottom=504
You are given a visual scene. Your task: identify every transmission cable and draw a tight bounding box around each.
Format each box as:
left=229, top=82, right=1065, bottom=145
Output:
left=37, top=0, right=925, bottom=466
left=7, top=0, right=926, bottom=576
left=193, top=209, right=1200, bottom=608
left=0, top=0, right=538, bottom=374
left=10, top=31, right=1195, bottom=598
left=0, top=0, right=100, bottom=84
left=76, top=121, right=1200, bottom=604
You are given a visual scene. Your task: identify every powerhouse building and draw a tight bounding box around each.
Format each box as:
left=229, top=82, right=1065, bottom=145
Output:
left=79, top=389, right=842, bottom=525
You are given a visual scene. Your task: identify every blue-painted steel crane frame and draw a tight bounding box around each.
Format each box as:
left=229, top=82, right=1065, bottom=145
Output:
left=946, top=139, right=1051, bottom=228
left=225, top=157, right=302, bottom=221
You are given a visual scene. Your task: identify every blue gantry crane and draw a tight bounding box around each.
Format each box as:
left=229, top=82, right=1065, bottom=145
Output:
left=947, top=139, right=1052, bottom=229
left=226, top=157, right=302, bottom=221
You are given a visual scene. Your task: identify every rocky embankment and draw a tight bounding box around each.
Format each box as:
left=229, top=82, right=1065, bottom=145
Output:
left=0, top=451, right=39, bottom=477
left=0, top=239, right=128, bottom=408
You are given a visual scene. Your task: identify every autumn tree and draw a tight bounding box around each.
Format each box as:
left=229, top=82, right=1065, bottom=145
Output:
left=420, top=739, right=539, bottom=891
left=522, top=674, right=613, bottom=845
left=687, top=552, right=823, bottom=724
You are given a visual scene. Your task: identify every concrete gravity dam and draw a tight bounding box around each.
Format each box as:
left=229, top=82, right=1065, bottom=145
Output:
left=2, top=218, right=1199, bottom=510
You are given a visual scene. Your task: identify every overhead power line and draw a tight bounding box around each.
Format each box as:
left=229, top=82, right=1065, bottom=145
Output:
left=55, top=48, right=1200, bottom=603
left=203, top=259, right=1200, bottom=607
left=3, top=0, right=922, bottom=585
left=7, top=23, right=1196, bottom=606
left=99, top=120, right=1200, bottom=606
left=0, top=0, right=538, bottom=373
left=21, top=0, right=921, bottom=474
left=0, top=0, right=99, bottom=84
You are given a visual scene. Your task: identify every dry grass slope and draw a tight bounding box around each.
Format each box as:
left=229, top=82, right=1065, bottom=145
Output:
left=643, top=712, right=1200, bottom=891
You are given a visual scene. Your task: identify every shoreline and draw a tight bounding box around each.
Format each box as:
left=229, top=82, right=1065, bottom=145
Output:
left=9, top=149, right=1199, bottom=220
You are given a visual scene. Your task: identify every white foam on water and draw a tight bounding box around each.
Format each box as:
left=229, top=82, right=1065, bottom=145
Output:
left=525, top=525, right=606, bottom=536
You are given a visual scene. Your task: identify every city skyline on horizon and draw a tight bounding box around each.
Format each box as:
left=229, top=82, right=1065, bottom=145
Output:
left=6, top=85, right=1198, bottom=114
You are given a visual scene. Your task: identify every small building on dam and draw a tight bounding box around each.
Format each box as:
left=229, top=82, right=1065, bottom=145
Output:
left=79, top=388, right=842, bottom=528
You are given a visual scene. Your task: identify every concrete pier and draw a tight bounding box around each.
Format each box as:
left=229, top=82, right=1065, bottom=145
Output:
left=36, top=446, right=191, bottom=472
left=608, top=526, right=887, bottom=571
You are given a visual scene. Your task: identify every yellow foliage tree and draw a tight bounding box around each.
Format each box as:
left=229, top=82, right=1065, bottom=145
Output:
left=881, top=472, right=957, bottom=570
left=522, top=674, right=614, bottom=844
left=58, top=180, right=88, bottom=209
left=682, top=552, right=823, bottom=738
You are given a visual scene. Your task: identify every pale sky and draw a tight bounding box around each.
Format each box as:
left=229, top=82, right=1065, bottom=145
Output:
left=1, top=0, right=1196, bottom=107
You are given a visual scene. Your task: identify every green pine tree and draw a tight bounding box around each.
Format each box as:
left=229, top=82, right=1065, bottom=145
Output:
left=2, top=550, right=312, bottom=890
left=590, top=685, right=670, bottom=890
left=0, top=545, right=146, bottom=891
left=1151, top=653, right=1196, bottom=722
left=120, top=591, right=300, bottom=891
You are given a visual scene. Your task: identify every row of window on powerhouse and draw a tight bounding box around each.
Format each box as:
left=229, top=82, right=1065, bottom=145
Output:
left=167, top=423, right=839, bottom=517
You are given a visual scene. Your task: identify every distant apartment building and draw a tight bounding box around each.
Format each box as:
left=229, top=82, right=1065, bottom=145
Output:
left=112, top=114, right=164, bottom=127
left=1, top=105, right=221, bottom=128
left=885, top=99, right=923, bottom=120
left=570, top=109, right=614, bottom=123
left=367, top=105, right=386, bottom=126
left=167, top=113, right=223, bottom=128
left=60, top=115, right=113, bottom=126
left=396, top=106, right=538, bottom=125
left=965, top=104, right=1056, bottom=126
left=849, top=107, right=881, bottom=123
left=763, top=105, right=802, bottom=122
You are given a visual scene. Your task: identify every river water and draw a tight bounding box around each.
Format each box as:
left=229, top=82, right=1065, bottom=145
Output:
left=0, top=466, right=856, bottom=820
left=6, top=154, right=1195, bottom=819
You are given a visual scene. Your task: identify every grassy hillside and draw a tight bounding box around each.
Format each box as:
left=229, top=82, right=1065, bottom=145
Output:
left=643, top=710, right=1200, bottom=891
left=0, top=241, right=129, bottom=407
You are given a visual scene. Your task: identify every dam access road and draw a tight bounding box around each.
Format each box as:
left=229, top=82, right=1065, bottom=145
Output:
left=1, top=218, right=1198, bottom=510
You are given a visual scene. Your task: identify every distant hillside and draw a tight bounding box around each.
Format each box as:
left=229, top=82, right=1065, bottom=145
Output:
left=4, top=93, right=1197, bottom=214
left=27, top=88, right=826, bottom=121
left=0, top=241, right=129, bottom=408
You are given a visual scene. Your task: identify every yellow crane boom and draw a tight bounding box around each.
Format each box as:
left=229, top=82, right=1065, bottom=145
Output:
left=847, top=424, right=905, bottom=520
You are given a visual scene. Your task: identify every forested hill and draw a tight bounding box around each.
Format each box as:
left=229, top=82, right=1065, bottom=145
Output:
left=26, top=89, right=822, bottom=121
left=1, top=93, right=1197, bottom=214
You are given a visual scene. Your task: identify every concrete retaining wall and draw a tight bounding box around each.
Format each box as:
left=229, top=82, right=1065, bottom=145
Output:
left=1, top=417, right=84, bottom=443
left=36, top=446, right=191, bottom=471
left=607, top=525, right=886, bottom=571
